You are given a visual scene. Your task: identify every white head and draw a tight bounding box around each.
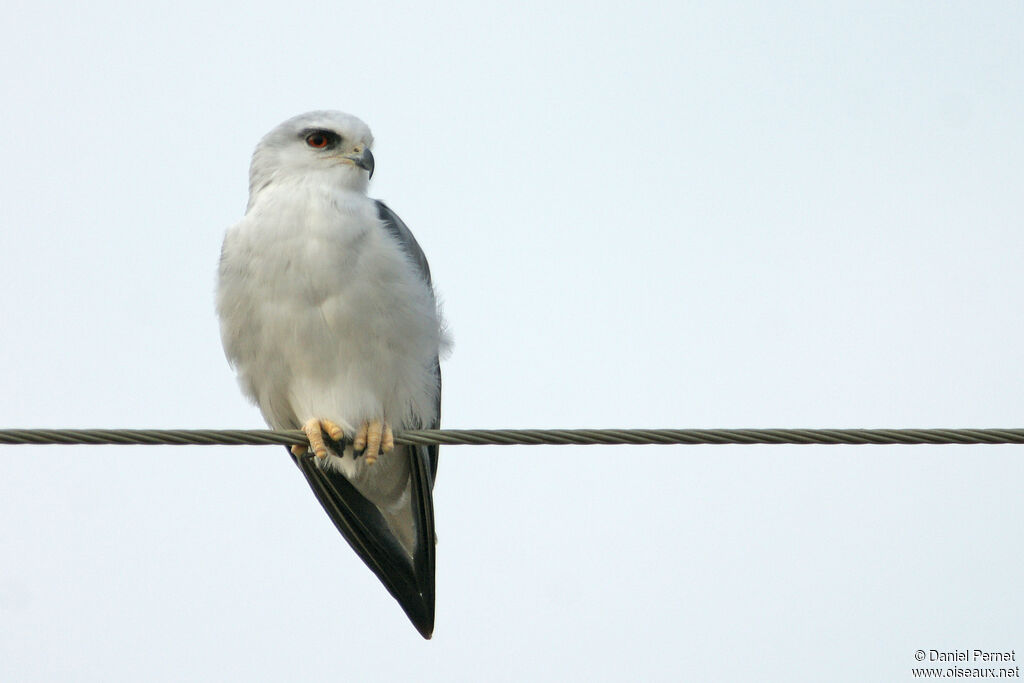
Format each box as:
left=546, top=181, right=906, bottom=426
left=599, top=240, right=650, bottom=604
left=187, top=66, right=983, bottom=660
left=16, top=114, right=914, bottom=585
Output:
left=248, top=111, right=375, bottom=202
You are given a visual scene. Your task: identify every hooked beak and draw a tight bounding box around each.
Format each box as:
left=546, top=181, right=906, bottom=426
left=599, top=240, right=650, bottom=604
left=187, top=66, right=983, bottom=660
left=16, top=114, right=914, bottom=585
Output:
left=347, top=147, right=374, bottom=179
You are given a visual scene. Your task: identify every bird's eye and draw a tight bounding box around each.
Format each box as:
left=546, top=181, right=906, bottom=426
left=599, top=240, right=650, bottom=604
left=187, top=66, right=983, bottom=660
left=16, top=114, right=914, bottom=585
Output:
left=306, top=133, right=330, bottom=148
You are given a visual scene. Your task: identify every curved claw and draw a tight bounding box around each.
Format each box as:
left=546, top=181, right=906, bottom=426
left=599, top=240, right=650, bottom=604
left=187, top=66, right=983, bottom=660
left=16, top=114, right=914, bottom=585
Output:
left=353, top=419, right=394, bottom=465
left=297, top=418, right=349, bottom=458
left=365, top=419, right=383, bottom=464
left=302, top=418, right=392, bottom=464
left=353, top=422, right=368, bottom=453
left=322, top=419, right=345, bottom=442
left=302, top=419, right=329, bottom=458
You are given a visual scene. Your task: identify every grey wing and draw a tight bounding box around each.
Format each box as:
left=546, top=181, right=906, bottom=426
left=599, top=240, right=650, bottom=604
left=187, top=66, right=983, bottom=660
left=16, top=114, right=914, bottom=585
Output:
left=377, top=200, right=433, bottom=285
left=376, top=200, right=441, bottom=481
left=291, top=446, right=436, bottom=638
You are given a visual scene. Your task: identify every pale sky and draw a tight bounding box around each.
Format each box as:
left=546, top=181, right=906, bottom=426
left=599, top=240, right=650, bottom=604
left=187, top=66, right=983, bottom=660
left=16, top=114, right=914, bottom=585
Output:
left=1, top=2, right=1022, bottom=681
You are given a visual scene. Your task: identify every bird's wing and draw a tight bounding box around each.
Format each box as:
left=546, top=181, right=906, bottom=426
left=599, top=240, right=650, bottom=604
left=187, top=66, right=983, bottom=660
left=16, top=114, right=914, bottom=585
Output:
left=289, top=202, right=441, bottom=639
left=376, top=200, right=433, bottom=284
left=291, top=447, right=436, bottom=638
left=376, top=200, right=441, bottom=481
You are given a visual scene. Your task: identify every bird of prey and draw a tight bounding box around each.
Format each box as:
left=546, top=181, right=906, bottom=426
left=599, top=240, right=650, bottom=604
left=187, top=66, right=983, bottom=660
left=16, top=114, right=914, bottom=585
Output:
left=216, top=111, right=448, bottom=638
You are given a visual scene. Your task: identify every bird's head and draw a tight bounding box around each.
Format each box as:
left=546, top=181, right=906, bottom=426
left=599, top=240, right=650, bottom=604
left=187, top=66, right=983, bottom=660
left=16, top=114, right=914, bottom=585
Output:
left=248, top=111, right=376, bottom=200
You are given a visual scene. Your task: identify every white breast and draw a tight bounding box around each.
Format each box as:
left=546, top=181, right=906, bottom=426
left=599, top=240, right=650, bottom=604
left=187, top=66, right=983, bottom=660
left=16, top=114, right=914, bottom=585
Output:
left=217, top=180, right=443, bottom=440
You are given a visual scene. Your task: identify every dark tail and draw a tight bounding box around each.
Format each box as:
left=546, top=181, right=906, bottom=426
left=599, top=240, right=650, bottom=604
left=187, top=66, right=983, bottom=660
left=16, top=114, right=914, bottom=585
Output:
left=291, top=445, right=436, bottom=638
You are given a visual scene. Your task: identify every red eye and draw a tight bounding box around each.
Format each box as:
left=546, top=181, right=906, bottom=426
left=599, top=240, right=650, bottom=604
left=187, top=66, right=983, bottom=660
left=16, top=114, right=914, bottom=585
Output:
left=306, top=133, right=329, bottom=148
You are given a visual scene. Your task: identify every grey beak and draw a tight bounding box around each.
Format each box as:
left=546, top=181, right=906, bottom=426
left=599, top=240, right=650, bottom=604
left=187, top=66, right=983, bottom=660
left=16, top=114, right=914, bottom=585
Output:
left=355, top=148, right=375, bottom=179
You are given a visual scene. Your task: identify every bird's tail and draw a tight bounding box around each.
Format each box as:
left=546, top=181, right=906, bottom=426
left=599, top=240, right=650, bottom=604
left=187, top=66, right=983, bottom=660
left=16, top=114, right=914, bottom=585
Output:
left=290, top=445, right=437, bottom=638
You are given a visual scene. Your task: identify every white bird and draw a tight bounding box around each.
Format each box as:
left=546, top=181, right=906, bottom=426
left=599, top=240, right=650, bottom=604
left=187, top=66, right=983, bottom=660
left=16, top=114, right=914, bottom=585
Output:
left=216, top=111, right=448, bottom=638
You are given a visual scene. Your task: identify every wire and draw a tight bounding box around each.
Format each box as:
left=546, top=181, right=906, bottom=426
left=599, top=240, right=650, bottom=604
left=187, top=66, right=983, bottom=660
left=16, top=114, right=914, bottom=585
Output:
left=1, top=427, right=1024, bottom=447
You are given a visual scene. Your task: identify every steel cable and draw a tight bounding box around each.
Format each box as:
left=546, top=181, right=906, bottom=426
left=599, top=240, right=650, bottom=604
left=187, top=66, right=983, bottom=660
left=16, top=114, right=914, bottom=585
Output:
left=2, top=427, right=1024, bottom=448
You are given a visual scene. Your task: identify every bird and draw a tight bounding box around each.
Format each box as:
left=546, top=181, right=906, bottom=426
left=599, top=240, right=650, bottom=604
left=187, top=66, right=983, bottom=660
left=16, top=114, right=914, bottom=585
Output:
left=216, top=111, right=448, bottom=638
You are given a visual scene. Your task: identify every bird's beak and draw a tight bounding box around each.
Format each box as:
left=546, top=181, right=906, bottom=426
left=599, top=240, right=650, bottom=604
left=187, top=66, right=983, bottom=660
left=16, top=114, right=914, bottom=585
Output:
left=347, top=148, right=375, bottom=179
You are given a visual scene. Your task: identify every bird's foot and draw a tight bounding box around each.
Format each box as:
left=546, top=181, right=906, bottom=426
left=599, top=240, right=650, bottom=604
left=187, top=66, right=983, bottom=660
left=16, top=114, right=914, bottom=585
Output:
left=352, top=419, right=394, bottom=465
left=291, top=418, right=346, bottom=458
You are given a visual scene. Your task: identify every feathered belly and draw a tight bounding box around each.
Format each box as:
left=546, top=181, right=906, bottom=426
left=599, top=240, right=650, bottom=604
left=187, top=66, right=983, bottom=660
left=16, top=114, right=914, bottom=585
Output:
left=227, top=231, right=441, bottom=433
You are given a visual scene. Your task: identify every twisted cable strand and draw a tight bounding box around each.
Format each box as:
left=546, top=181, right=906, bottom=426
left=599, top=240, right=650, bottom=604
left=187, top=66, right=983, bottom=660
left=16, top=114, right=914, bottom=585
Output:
left=2, top=428, right=1024, bottom=447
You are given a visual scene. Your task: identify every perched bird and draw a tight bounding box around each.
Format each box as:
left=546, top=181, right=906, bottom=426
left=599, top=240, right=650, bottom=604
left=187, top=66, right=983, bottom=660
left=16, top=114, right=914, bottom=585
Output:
left=216, top=111, right=448, bottom=638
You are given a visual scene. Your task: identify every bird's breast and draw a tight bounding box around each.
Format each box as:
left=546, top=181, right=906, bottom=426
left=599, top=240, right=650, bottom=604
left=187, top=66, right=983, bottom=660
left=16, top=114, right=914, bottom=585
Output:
left=236, top=194, right=387, bottom=303
left=218, top=190, right=441, bottom=430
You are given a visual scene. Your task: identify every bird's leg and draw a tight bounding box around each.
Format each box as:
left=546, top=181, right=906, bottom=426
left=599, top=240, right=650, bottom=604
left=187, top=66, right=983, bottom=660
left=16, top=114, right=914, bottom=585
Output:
left=352, top=419, right=395, bottom=465
left=291, top=418, right=347, bottom=458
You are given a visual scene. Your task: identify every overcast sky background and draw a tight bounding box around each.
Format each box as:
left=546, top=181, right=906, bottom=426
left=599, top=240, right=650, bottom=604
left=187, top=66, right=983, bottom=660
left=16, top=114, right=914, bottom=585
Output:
left=1, top=2, right=1022, bottom=681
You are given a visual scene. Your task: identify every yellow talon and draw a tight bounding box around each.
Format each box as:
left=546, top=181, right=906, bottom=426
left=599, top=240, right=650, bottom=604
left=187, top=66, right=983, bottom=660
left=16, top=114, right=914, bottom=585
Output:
left=322, top=419, right=345, bottom=442
left=365, top=419, right=383, bottom=464
left=302, top=418, right=329, bottom=458
left=351, top=419, right=393, bottom=465
left=303, top=418, right=392, bottom=464
left=353, top=423, right=368, bottom=452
